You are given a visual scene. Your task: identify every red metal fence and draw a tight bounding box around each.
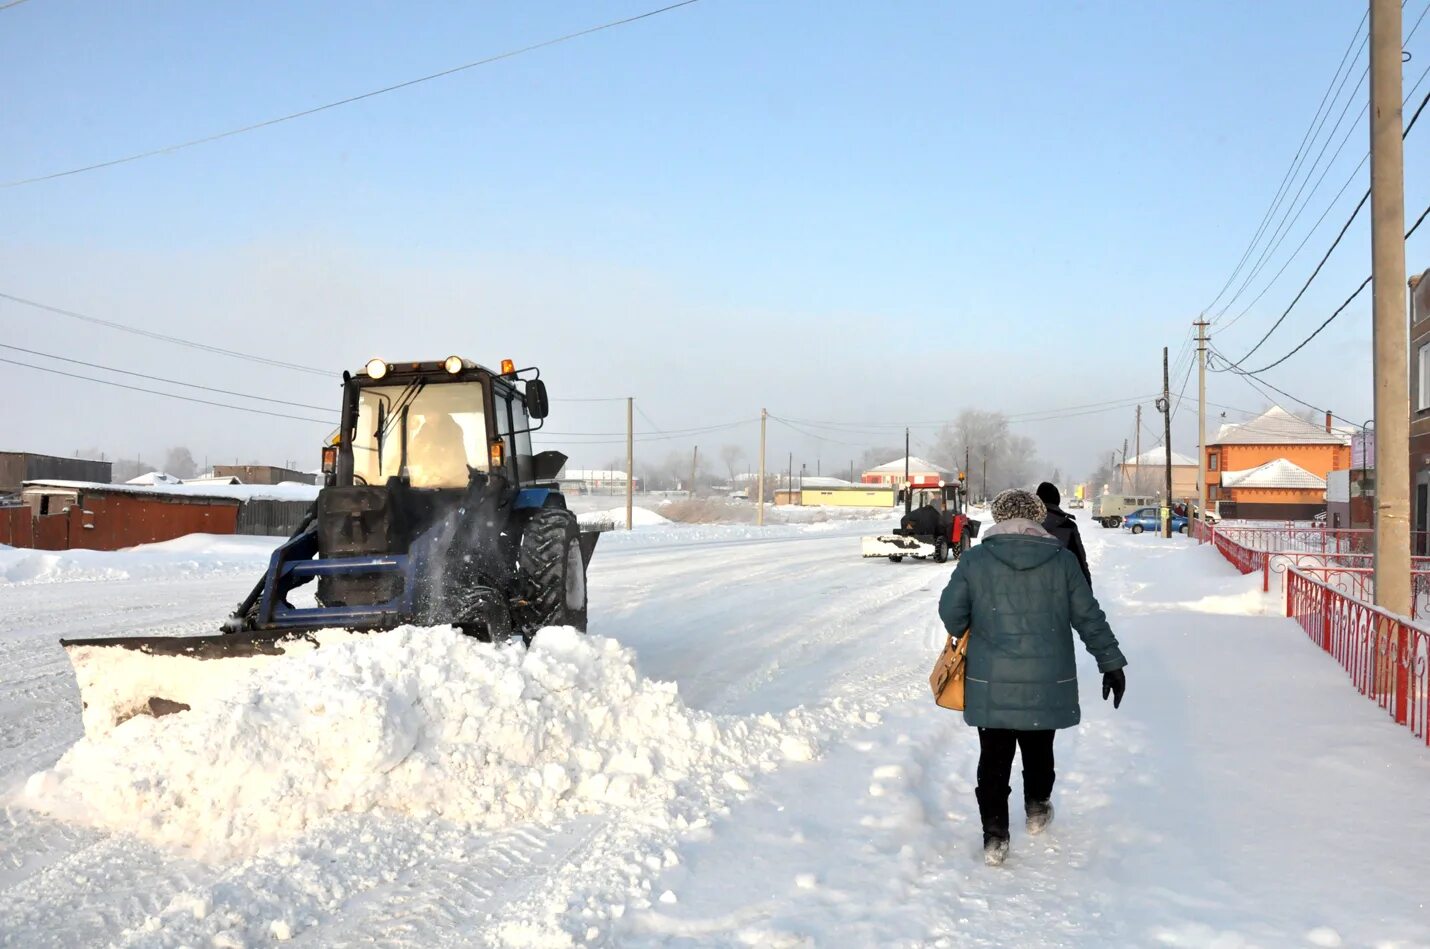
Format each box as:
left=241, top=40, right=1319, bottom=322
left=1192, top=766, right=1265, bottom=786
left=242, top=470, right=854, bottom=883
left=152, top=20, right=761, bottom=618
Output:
left=1285, top=568, right=1430, bottom=746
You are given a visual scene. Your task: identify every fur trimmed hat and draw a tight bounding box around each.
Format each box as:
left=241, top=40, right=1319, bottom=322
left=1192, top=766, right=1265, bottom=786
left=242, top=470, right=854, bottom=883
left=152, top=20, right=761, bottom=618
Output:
left=991, top=488, right=1047, bottom=523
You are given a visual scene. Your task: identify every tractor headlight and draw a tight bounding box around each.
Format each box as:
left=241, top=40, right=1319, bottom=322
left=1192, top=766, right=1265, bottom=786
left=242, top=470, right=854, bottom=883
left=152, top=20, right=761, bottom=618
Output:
left=444, top=355, right=464, bottom=375
left=365, top=358, right=388, bottom=380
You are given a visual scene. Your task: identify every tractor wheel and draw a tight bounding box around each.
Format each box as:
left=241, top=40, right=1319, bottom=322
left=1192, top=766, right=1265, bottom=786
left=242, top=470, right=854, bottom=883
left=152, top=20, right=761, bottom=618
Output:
left=933, top=537, right=949, bottom=563
left=520, top=507, right=588, bottom=633
left=1131, top=524, right=1144, bottom=534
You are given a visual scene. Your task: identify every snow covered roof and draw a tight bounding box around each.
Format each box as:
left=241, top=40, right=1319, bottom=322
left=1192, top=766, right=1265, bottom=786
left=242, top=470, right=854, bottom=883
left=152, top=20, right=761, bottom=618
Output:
left=21, top=479, right=320, bottom=503
left=1212, top=407, right=1349, bottom=446
left=1221, top=459, right=1326, bottom=490
left=125, top=471, right=181, bottom=485
left=1125, top=446, right=1197, bottom=467
left=560, top=469, right=632, bottom=481
left=864, top=455, right=949, bottom=475
left=799, top=476, right=855, bottom=488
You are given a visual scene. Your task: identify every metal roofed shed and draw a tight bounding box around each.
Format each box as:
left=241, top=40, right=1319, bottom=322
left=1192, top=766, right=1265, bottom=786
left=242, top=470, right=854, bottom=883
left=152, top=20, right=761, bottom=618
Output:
left=10, top=480, right=323, bottom=549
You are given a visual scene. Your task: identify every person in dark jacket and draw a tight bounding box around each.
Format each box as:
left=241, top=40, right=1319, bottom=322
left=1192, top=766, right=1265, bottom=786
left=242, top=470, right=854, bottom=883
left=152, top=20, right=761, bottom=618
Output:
left=938, top=488, right=1127, bottom=866
left=1036, top=481, right=1092, bottom=585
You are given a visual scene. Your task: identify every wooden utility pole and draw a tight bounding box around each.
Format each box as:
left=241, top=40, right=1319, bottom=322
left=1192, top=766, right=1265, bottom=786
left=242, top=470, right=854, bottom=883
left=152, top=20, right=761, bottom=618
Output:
left=625, top=397, right=634, bottom=531
left=689, top=446, right=699, bottom=499
left=1122, top=439, right=1129, bottom=491
left=1134, top=404, right=1142, bottom=493
left=757, top=408, right=767, bottom=526
left=1370, top=0, right=1410, bottom=614
left=1162, top=346, right=1173, bottom=538
left=1196, top=319, right=1209, bottom=534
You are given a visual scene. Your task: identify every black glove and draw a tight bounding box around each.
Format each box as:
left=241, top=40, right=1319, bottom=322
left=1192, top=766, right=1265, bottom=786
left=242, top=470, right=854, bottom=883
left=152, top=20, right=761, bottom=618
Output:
left=1102, top=669, right=1126, bottom=709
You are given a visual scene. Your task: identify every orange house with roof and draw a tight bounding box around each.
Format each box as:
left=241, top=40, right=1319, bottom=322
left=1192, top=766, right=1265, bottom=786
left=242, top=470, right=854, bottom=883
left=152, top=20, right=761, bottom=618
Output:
left=1204, top=407, right=1351, bottom=520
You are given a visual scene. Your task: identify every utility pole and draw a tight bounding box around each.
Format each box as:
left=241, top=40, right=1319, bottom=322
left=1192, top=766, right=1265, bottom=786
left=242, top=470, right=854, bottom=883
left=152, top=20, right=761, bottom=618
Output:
left=689, top=445, right=699, bottom=499
left=1122, top=438, right=1129, bottom=491
left=1134, top=405, right=1142, bottom=493
left=788, top=451, right=793, bottom=506
left=981, top=454, right=987, bottom=503
left=904, top=428, right=911, bottom=516
left=964, top=445, right=970, bottom=484
left=1196, top=319, right=1209, bottom=535
left=625, top=397, right=634, bottom=531
left=1370, top=0, right=1410, bottom=614
left=757, top=408, right=767, bottom=526
left=1162, top=346, right=1173, bottom=538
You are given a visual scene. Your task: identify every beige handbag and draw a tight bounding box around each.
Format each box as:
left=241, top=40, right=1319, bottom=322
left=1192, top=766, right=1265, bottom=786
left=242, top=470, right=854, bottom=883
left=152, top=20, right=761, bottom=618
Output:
left=929, top=631, right=969, bottom=710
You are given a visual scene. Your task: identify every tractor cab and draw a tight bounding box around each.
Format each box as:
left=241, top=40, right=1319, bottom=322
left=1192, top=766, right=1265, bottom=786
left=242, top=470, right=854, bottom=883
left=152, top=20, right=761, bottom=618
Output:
left=862, top=475, right=981, bottom=564
left=330, top=356, right=561, bottom=492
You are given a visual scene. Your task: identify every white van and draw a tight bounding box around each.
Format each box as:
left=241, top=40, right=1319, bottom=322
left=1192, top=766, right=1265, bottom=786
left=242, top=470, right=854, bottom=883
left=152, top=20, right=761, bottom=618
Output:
left=1090, top=494, right=1158, bottom=528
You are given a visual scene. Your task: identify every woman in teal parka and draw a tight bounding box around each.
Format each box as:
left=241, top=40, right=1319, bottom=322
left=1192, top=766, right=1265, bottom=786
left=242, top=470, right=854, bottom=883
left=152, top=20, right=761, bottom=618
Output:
left=939, top=488, right=1127, bottom=866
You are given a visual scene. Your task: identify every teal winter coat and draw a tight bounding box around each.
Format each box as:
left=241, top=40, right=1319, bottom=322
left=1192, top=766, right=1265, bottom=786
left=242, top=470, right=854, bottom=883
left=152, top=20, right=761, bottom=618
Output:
left=937, top=533, right=1126, bottom=730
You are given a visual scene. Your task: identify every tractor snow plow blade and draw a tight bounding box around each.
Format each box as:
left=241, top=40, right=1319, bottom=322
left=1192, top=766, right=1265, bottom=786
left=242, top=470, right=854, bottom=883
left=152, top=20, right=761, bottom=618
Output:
left=861, top=535, right=936, bottom=559
left=60, top=632, right=331, bottom=738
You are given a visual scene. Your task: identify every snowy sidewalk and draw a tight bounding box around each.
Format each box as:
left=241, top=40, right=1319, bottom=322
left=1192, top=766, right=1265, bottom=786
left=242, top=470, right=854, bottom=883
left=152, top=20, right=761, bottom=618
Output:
left=616, top=527, right=1430, bottom=947
left=3, top=520, right=1430, bottom=947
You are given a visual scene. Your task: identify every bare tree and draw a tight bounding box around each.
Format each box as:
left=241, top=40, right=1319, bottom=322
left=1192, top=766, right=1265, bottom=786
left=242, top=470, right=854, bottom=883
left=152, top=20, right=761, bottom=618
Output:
left=719, top=444, right=745, bottom=483
left=111, top=457, right=157, bottom=483
left=164, top=446, right=197, bottom=479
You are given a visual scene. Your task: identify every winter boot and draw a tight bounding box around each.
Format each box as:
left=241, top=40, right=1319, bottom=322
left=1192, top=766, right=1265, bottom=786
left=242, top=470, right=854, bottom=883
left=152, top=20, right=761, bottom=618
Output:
left=975, top=786, right=1010, bottom=866
left=982, top=833, right=1010, bottom=866
left=1025, top=799, right=1054, bottom=835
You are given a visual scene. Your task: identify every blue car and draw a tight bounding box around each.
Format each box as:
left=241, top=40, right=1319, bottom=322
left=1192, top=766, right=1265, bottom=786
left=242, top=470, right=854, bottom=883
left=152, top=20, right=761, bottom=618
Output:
left=1122, top=507, right=1188, bottom=535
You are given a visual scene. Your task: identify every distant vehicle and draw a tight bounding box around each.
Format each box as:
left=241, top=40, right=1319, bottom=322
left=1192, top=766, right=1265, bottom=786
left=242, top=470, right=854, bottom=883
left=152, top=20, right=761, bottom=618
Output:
left=1122, top=507, right=1189, bottom=535
left=1091, top=494, right=1157, bottom=528
left=1067, top=497, right=1084, bottom=509
left=1172, top=501, right=1217, bottom=525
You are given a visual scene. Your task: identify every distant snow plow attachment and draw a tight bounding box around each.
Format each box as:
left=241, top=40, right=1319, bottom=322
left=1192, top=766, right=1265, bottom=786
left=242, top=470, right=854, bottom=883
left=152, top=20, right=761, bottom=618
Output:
left=862, top=479, right=980, bottom=564
left=61, top=355, right=606, bottom=737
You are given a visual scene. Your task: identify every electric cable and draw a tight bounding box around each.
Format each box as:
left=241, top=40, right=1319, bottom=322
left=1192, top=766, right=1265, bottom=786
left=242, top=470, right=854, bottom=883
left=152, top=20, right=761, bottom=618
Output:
left=1215, top=88, right=1430, bottom=371
left=0, top=342, right=337, bottom=411
left=0, top=356, right=334, bottom=423
left=0, top=291, right=333, bottom=376
left=1202, top=9, right=1369, bottom=313
left=1, top=1, right=704, bottom=188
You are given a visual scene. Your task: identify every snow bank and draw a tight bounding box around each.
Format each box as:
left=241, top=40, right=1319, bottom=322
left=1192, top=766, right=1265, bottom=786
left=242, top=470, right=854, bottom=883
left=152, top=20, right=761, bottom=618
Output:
left=576, top=506, right=671, bottom=528
left=19, top=626, right=815, bottom=862
left=0, top=533, right=279, bottom=584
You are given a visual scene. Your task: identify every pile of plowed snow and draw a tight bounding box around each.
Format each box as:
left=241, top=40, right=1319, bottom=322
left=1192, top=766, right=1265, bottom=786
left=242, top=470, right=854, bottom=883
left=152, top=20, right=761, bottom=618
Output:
left=21, top=627, right=815, bottom=861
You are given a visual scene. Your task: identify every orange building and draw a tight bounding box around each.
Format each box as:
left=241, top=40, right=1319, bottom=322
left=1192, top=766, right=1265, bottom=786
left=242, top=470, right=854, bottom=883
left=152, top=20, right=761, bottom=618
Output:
left=1205, top=407, right=1351, bottom=520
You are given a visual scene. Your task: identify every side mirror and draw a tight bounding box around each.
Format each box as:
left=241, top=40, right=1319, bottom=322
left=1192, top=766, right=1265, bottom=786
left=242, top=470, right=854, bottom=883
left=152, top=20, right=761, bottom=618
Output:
left=527, top=379, right=550, bottom=419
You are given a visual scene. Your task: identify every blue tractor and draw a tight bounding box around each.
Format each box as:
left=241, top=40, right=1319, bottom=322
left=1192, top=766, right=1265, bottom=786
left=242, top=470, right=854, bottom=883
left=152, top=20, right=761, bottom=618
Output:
left=62, top=356, right=604, bottom=735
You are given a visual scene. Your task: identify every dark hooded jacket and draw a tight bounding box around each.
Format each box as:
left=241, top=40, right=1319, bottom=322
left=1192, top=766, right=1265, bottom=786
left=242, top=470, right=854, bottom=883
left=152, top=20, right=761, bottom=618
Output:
left=1042, top=504, right=1092, bottom=585
left=938, top=532, right=1125, bottom=730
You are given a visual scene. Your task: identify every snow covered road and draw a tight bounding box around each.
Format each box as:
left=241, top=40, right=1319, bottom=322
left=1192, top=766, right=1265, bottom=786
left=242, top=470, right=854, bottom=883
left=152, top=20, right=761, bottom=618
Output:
left=3, top=516, right=1429, bottom=947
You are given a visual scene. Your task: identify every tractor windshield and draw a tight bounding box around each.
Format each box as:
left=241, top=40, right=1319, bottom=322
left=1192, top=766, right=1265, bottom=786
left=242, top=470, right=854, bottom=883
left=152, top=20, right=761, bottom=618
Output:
left=352, top=382, right=488, bottom=488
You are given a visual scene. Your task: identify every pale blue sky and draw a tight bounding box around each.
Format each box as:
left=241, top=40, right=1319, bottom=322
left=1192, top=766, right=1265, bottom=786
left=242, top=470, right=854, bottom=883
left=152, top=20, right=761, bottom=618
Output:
left=2, top=1, right=1425, bottom=477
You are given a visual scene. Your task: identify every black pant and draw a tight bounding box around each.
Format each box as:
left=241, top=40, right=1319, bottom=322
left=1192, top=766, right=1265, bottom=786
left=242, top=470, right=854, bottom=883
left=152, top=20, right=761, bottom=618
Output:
left=975, top=728, right=1056, bottom=837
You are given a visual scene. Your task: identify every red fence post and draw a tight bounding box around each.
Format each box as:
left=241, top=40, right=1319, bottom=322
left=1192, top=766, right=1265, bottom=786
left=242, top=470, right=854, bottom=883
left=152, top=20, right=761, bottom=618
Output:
left=1395, top=624, right=1410, bottom=726
left=1322, top=581, right=1332, bottom=653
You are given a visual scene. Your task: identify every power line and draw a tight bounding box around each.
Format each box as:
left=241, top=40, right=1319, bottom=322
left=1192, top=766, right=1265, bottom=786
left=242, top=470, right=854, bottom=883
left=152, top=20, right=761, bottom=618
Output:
left=1215, top=87, right=1430, bottom=371
left=1239, top=196, right=1430, bottom=374
left=1202, top=9, right=1368, bottom=313
left=1214, top=58, right=1371, bottom=318
left=0, top=356, right=334, bottom=423
left=0, top=0, right=33, bottom=9
left=1220, top=58, right=1430, bottom=332
left=0, top=342, right=337, bottom=411
left=1, top=1, right=704, bottom=189
left=0, top=291, right=333, bottom=376
left=1210, top=347, right=1361, bottom=427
